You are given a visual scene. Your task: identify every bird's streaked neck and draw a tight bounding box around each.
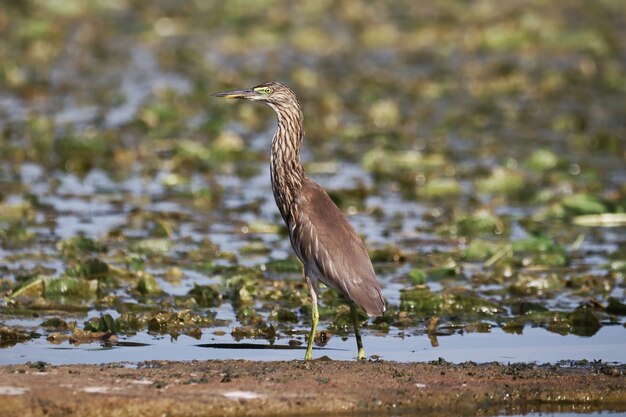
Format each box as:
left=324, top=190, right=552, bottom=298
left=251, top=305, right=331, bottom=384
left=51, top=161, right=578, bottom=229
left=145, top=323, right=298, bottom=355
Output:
left=269, top=100, right=305, bottom=224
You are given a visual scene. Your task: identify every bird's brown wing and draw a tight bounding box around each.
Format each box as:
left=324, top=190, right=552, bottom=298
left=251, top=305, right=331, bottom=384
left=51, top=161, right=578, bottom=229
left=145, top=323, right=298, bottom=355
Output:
left=289, top=179, right=385, bottom=317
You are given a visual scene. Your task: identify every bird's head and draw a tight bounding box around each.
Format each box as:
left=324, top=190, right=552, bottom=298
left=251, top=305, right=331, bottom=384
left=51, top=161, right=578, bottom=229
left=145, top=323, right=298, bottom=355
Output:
left=212, top=82, right=299, bottom=111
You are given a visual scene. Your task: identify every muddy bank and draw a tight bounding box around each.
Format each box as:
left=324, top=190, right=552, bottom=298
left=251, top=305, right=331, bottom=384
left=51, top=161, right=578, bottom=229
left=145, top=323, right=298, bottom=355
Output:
left=0, top=360, right=624, bottom=417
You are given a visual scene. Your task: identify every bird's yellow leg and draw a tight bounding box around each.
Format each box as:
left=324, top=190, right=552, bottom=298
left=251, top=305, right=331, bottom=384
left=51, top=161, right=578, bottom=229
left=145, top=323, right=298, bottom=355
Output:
left=350, top=303, right=365, bottom=361
left=304, top=275, right=318, bottom=361
left=305, top=300, right=318, bottom=361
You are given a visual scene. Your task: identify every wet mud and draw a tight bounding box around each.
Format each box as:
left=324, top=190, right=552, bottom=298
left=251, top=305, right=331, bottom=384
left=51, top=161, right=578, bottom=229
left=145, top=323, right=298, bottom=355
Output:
left=0, top=359, right=624, bottom=417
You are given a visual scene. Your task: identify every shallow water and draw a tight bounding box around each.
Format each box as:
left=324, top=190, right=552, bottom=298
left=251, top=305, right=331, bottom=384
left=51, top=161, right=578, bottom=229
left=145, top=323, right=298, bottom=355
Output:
left=1, top=320, right=624, bottom=366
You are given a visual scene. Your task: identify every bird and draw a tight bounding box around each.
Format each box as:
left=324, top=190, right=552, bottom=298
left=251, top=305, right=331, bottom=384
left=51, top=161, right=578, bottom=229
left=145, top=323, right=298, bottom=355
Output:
left=212, top=82, right=385, bottom=361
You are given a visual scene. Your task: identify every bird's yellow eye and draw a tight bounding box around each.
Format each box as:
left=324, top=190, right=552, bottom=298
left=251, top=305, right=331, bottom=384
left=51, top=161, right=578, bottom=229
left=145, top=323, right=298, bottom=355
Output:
left=254, top=86, right=272, bottom=95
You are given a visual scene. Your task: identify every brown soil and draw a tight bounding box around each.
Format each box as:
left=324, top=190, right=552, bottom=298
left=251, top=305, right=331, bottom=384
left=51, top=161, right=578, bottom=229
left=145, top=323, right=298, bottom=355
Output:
left=0, top=359, right=624, bottom=417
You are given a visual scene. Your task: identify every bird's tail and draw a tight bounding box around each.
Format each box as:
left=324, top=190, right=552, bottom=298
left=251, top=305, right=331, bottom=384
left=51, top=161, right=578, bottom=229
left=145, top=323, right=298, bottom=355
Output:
left=350, top=283, right=385, bottom=317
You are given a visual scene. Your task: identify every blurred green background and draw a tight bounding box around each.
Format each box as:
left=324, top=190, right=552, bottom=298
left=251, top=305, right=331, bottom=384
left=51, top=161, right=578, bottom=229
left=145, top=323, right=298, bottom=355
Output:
left=0, top=0, right=625, bottom=356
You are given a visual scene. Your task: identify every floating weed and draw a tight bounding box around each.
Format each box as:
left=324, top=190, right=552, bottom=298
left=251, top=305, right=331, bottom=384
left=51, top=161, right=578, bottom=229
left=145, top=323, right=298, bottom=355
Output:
left=269, top=307, right=299, bottom=323
left=0, top=224, right=36, bottom=248
left=408, top=268, right=427, bottom=286
left=511, top=236, right=569, bottom=267
left=443, top=209, right=506, bottom=237
left=607, top=298, right=626, bottom=315
left=260, top=281, right=309, bottom=309
left=10, top=275, right=98, bottom=302
left=419, top=178, right=463, bottom=199
left=191, top=187, right=222, bottom=210
left=476, top=168, right=526, bottom=196
left=509, top=273, right=564, bottom=297
left=400, top=286, right=503, bottom=319
left=187, top=284, right=222, bottom=307
left=125, top=254, right=145, bottom=272
left=71, top=310, right=221, bottom=339
left=68, top=328, right=116, bottom=346
left=400, top=287, right=443, bottom=315
left=444, top=290, right=504, bottom=317
left=369, top=245, right=405, bottom=263
left=245, top=220, right=281, bottom=234
left=534, top=193, right=624, bottom=221
left=235, top=306, right=265, bottom=327
left=160, top=173, right=190, bottom=188
left=57, top=237, right=106, bottom=258
left=224, top=271, right=264, bottom=307
left=567, top=274, right=615, bottom=295
left=64, top=259, right=112, bottom=282
left=9, top=275, right=55, bottom=299
left=509, top=301, right=549, bottom=316
left=327, top=187, right=370, bottom=211
left=573, top=213, right=626, bottom=227
left=362, top=148, right=446, bottom=180
left=84, top=314, right=118, bottom=334
left=0, top=326, right=36, bottom=346
left=368, top=99, right=400, bottom=128
left=45, top=277, right=99, bottom=301
left=146, top=310, right=215, bottom=335
left=263, top=259, right=302, bottom=274
left=463, top=239, right=501, bottom=262
left=567, top=308, right=602, bottom=337
left=40, top=317, right=74, bottom=330
left=163, top=267, right=184, bottom=285
left=425, top=265, right=462, bottom=282
left=499, top=310, right=597, bottom=336
left=130, top=238, right=173, bottom=256
left=137, top=94, right=188, bottom=139
left=56, top=133, right=113, bottom=175
left=172, top=140, right=214, bottom=171
left=239, top=240, right=271, bottom=256
left=186, top=238, right=228, bottom=263
left=561, top=194, right=607, bottom=216
left=525, top=149, right=561, bottom=171
left=116, top=312, right=148, bottom=333
left=135, top=272, right=162, bottom=296
left=213, top=131, right=244, bottom=153
left=231, top=324, right=276, bottom=341
left=46, top=332, right=69, bottom=344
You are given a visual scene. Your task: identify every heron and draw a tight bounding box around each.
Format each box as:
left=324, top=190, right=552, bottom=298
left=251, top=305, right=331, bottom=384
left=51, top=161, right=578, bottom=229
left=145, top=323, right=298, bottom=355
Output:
left=212, top=82, right=385, bottom=361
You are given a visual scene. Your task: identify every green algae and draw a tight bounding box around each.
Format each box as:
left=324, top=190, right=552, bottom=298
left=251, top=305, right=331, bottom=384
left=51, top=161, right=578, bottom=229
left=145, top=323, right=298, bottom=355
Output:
left=408, top=268, right=427, bottom=286
left=511, top=236, right=569, bottom=267
left=0, top=326, right=36, bottom=345
left=57, top=237, right=106, bottom=258
left=501, top=307, right=603, bottom=337
left=45, top=277, right=99, bottom=301
left=419, top=178, right=463, bottom=199
left=400, top=287, right=502, bottom=318
left=135, top=273, right=162, bottom=296
left=525, top=149, right=561, bottom=172
left=445, top=210, right=506, bottom=237
left=84, top=314, right=118, bottom=334
left=463, top=239, right=501, bottom=262
left=269, top=307, right=299, bottom=323
left=476, top=168, right=526, bottom=196
left=187, top=285, right=222, bottom=307
left=562, top=194, right=608, bottom=216
left=607, top=298, right=626, bottom=316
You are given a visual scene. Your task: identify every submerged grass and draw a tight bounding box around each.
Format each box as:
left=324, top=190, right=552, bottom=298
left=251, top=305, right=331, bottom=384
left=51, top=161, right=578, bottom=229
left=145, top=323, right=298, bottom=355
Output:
left=0, top=0, right=624, bottom=355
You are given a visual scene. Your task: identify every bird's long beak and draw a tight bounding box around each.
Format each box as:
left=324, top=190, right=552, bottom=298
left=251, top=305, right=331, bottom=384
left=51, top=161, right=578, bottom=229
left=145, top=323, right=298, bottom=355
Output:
left=211, top=88, right=255, bottom=99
